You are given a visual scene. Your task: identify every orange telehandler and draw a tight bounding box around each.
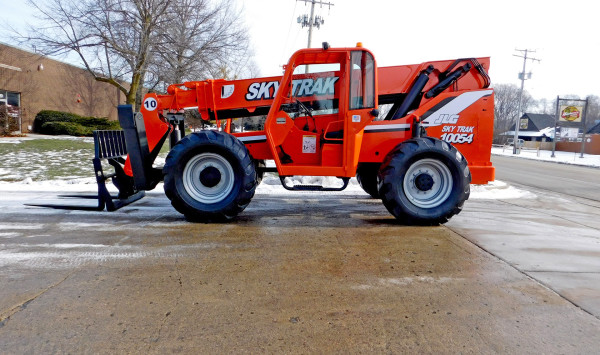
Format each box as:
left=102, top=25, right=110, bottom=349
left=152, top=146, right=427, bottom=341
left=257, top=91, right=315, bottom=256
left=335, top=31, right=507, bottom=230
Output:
left=40, top=43, right=495, bottom=224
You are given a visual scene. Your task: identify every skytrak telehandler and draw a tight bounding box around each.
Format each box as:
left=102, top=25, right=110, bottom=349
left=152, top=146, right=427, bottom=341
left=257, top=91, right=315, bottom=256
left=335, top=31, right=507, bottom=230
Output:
left=41, top=43, right=495, bottom=224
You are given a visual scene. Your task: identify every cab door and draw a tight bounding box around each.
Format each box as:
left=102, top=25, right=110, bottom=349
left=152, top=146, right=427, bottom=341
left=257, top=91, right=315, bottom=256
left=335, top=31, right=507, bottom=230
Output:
left=344, top=50, right=378, bottom=175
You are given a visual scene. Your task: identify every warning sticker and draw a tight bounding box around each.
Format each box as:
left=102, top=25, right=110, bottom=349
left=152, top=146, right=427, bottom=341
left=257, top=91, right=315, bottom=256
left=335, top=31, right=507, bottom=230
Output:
left=302, top=136, right=317, bottom=154
left=221, top=85, right=234, bottom=99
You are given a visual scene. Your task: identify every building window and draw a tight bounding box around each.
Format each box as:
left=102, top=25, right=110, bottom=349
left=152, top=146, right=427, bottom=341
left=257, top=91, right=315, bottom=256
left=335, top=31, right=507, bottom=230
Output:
left=7, top=91, right=20, bottom=107
left=0, top=90, right=20, bottom=108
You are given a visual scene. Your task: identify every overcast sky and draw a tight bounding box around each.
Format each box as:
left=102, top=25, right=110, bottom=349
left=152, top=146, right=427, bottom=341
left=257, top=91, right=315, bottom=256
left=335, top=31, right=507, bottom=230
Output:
left=2, top=0, right=598, bottom=101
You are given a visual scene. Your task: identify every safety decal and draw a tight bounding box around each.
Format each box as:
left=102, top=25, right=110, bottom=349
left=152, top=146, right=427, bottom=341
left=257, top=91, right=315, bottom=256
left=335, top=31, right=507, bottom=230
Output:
left=221, top=85, right=234, bottom=99
left=302, top=135, right=317, bottom=154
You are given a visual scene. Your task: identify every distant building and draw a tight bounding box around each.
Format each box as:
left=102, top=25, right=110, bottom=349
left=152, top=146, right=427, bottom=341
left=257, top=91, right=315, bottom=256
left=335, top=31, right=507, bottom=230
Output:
left=588, top=121, right=600, bottom=135
left=505, top=113, right=555, bottom=142
left=0, top=42, right=124, bottom=133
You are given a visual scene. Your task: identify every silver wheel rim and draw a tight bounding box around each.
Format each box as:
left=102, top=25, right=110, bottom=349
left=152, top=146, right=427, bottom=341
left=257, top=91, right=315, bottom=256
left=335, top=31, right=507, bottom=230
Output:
left=183, top=153, right=234, bottom=204
left=403, top=158, right=453, bottom=208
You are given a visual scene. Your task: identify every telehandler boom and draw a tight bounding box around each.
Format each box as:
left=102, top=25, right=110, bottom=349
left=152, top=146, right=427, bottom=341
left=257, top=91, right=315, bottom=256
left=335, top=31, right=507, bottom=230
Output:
left=56, top=43, right=496, bottom=224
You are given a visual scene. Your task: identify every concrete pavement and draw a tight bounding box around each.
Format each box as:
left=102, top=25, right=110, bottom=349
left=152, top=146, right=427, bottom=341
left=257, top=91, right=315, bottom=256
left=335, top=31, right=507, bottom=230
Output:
left=0, top=189, right=599, bottom=353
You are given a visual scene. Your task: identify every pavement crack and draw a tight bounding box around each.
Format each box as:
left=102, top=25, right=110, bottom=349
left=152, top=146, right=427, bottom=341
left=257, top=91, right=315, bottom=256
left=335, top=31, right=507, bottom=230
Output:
left=497, top=199, right=600, bottom=233
left=0, top=271, right=74, bottom=328
left=147, top=257, right=184, bottom=351
left=445, top=225, right=600, bottom=321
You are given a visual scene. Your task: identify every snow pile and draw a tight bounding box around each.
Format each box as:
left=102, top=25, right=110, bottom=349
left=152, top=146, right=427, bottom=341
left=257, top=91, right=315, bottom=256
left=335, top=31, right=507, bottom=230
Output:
left=470, top=180, right=535, bottom=200
left=492, top=146, right=600, bottom=168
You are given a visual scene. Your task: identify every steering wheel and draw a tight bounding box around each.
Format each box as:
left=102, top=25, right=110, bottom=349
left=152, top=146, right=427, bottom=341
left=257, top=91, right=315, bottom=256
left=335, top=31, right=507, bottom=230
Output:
left=296, top=99, right=313, bottom=118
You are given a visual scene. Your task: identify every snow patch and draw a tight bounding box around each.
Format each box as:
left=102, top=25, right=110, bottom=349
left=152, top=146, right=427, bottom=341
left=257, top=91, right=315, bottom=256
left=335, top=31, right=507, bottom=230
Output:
left=492, top=147, right=600, bottom=168
left=0, top=224, right=44, bottom=230
left=470, top=180, right=536, bottom=200
left=0, top=232, right=22, bottom=238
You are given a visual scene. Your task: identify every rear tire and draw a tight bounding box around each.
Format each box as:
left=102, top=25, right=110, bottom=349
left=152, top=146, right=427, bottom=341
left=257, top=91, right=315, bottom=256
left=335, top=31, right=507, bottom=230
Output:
left=163, top=130, right=257, bottom=222
left=356, top=163, right=380, bottom=198
left=378, top=137, right=470, bottom=225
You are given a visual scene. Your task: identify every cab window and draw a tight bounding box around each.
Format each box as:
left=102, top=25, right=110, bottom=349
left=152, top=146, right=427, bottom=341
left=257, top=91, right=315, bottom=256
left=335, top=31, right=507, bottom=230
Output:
left=349, top=51, right=375, bottom=110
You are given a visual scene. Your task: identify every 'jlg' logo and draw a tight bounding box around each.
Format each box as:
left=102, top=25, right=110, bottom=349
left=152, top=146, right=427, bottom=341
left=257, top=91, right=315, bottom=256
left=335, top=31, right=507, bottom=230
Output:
left=432, top=114, right=460, bottom=125
left=245, top=77, right=339, bottom=101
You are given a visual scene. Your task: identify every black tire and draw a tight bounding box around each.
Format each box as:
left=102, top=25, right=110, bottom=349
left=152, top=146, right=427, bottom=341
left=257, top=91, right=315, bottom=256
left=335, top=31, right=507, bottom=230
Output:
left=356, top=163, right=381, bottom=198
left=378, top=137, right=471, bottom=225
left=163, top=130, right=257, bottom=222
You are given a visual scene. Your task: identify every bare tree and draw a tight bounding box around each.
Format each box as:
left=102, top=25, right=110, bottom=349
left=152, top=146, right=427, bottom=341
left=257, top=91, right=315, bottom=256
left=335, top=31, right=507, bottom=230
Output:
left=535, top=97, right=556, bottom=115
left=23, top=0, right=173, bottom=110
left=584, top=95, right=600, bottom=129
left=21, top=0, right=253, bottom=110
left=145, top=0, right=256, bottom=92
left=493, top=83, right=535, bottom=144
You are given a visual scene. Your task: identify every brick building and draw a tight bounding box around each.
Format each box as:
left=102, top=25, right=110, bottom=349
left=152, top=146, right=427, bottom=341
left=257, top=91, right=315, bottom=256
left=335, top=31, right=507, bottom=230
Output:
left=0, top=42, right=124, bottom=133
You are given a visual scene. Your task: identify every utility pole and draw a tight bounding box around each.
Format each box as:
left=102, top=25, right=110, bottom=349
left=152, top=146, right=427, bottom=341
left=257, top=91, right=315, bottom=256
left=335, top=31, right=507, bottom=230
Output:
left=296, top=0, right=334, bottom=49
left=512, top=49, right=540, bottom=154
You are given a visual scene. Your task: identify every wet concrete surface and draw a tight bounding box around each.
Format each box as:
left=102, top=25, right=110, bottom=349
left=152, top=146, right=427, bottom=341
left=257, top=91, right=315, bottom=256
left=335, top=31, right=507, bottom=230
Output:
left=1, top=189, right=600, bottom=353
left=448, top=182, right=600, bottom=322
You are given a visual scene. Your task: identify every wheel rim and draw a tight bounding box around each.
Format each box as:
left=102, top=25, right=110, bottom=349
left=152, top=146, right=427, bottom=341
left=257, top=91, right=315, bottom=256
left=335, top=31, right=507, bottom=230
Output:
left=183, top=153, right=235, bottom=204
left=403, top=158, right=453, bottom=208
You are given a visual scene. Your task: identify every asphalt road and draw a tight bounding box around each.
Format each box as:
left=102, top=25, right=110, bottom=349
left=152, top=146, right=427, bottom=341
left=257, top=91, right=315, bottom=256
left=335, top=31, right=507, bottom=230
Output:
left=492, top=155, right=600, bottom=202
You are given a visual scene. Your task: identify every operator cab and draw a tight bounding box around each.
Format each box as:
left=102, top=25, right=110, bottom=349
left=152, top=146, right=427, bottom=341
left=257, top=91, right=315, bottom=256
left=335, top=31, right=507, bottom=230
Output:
left=265, top=44, right=378, bottom=178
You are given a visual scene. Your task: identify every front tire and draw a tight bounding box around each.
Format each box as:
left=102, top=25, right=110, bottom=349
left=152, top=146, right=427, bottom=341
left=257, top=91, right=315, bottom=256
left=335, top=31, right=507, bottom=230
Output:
left=378, top=137, right=470, bottom=225
left=163, top=130, right=257, bottom=222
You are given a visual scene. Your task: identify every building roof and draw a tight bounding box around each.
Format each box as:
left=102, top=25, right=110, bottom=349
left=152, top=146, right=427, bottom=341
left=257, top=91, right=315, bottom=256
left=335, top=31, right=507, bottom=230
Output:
left=508, top=112, right=556, bottom=132
left=523, top=113, right=555, bottom=131
left=588, top=121, right=600, bottom=134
